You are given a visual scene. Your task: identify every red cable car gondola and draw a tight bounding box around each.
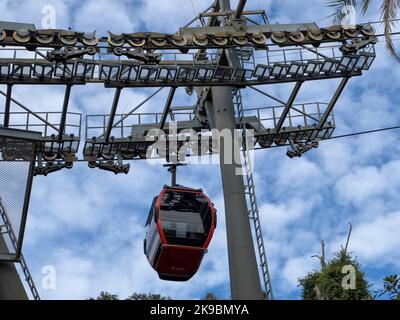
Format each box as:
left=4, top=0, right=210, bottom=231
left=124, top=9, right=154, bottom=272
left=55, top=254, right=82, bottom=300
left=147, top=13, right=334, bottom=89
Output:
left=144, top=166, right=217, bottom=281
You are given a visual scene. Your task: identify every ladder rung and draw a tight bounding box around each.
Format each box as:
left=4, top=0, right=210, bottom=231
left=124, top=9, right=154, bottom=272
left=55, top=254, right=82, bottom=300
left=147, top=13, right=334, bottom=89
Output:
left=237, top=94, right=274, bottom=299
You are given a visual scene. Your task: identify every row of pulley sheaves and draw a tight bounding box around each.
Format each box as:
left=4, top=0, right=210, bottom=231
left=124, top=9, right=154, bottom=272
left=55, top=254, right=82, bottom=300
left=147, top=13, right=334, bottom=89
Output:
left=0, top=23, right=376, bottom=55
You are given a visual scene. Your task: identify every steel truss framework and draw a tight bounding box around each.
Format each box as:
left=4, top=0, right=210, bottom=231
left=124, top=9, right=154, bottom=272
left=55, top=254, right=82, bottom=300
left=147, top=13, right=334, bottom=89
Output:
left=0, top=0, right=376, bottom=300
left=0, top=43, right=374, bottom=87
left=0, top=128, right=39, bottom=299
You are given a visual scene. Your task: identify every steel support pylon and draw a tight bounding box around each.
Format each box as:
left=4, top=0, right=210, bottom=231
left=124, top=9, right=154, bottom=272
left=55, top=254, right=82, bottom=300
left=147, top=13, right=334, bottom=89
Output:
left=211, top=86, right=263, bottom=300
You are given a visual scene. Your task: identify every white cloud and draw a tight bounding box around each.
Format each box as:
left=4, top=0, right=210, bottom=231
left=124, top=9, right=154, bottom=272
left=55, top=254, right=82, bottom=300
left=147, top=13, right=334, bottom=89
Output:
left=260, top=198, right=314, bottom=235
left=281, top=255, right=319, bottom=290
left=1, top=0, right=399, bottom=301
left=0, top=0, right=71, bottom=29
left=335, top=160, right=400, bottom=208
left=335, top=166, right=387, bottom=206
left=331, top=211, right=400, bottom=268
left=72, top=0, right=138, bottom=34
left=137, top=0, right=204, bottom=33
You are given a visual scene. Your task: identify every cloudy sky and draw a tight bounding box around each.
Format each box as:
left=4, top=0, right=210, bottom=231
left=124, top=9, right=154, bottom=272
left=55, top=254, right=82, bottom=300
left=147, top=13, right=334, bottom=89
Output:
left=1, top=0, right=400, bottom=300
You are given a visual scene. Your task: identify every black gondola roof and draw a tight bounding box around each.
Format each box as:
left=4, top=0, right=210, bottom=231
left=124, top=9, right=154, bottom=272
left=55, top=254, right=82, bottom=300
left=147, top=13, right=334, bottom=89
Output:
left=163, top=185, right=203, bottom=193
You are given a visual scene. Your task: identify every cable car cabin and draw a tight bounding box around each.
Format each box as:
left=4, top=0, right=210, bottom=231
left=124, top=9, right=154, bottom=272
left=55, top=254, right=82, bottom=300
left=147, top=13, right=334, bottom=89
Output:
left=144, top=185, right=217, bottom=282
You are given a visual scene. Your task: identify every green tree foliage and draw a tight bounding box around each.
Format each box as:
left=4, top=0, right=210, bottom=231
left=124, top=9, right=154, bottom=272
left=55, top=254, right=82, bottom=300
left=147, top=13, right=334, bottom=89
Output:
left=89, top=291, right=119, bottom=300
left=126, top=293, right=172, bottom=300
left=299, top=249, right=372, bottom=300
left=202, top=293, right=218, bottom=300
left=376, top=275, right=400, bottom=300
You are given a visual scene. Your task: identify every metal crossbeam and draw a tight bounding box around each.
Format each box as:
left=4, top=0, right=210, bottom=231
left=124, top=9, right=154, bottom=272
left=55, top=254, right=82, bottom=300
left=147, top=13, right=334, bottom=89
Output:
left=96, top=88, right=164, bottom=141
left=0, top=90, right=60, bottom=132
left=235, top=0, right=247, bottom=19
left=104, top=87, right=122, bottom=144
left=159, top=87, right=177, bottom=130
left=0, top=57, right=371, bottom=87
left=15, top=160, right=35, bottom=258
left=0, top=127, right=42, bottom=141
left=319, top=77, right=349, bottom=128
left=58, top=84, right=73, bottom=142
left=276, top=81, right=303, bottom=132
left=0, top=42, right=375, bottom=88
left=3, top=84, right=13, bottom=127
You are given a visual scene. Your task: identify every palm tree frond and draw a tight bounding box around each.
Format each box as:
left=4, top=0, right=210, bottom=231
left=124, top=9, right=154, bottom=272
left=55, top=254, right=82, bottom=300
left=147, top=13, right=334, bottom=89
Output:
left=327, top=0, right=357, bottom=25
left=360, top=0, right=371, bottom=14
left=327, top=0, right=400, bottom=62
left=381, top=0, right=400, bottom=61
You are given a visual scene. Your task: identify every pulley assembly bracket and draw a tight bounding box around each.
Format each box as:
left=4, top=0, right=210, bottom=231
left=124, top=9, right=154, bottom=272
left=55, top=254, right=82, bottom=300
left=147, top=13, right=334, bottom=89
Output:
left=286, top=139, right=320, bottom=159
left=46, top=46, right=97, bottom=62
left=88, top=153, right=130, bottom=175
left=340, top=36, right=378, bottom=54
left=113, top=47, right=162, bottom=65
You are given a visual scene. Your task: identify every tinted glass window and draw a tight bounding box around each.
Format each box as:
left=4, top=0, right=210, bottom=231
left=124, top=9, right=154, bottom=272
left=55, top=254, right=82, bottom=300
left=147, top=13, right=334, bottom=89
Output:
left=145, top=197, right=157, bottom=227
left=160, top=190, right=212, bottom=247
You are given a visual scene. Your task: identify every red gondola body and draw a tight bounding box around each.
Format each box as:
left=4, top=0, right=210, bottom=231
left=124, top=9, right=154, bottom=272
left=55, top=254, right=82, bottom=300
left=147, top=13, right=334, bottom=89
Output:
left=144, top=185, right=216, bottom=281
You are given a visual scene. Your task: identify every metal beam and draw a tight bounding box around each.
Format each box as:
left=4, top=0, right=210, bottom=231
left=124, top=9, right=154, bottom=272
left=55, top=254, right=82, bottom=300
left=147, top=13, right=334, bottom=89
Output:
left=0, top=70, right=362, bottom=88
left=300, top=44, right=330, bottom=60
left=159, top=87, right=177, bottom=130
left=0, top=90, right=59, bottom=132
left=220, top=0, right=232, bottom=11
left=249, top=86, right=321, bottom=123
left=1, top=189, right=40, bottom=300
left=58, top=84, right=72, bottom=142
left=182, top=2, right=217, bottom=28
left=3, top=84, right=13, bottom=127
left=104, top=87, right=122, bottom=144
left=249, top=85, right=287, bottom=105
left=211, top=86, right=263, bottom=300
left=203, top=10, right=263, bottom=18
left=0, top=127, right=42, bottom=141
left=98, top=88, right=164, bottom=140
left=0, top=234, right=28, bottom=300
left=0, top=253, right=18, bottom=262
left=234, top=0, right=247, bottom=19
left=15, top=159, right=36, bottom=259
left=276, top=81, right=303, bottom=132
left=170, top=106, right=196, bottom=111
left=319, top=77, right=349, bottom=128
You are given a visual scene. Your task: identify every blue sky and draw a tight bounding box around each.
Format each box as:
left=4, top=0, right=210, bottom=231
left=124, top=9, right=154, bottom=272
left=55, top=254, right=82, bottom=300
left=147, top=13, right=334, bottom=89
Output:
left=1, top=0, right=400, bottom=300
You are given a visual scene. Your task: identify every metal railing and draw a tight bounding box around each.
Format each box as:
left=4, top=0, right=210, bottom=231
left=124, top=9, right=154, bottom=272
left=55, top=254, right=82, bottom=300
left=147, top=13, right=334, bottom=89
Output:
left=0, top=111, right=82, bottom=138
left=86, top=112, right=197, bottom=140
left=243, top=102, right=334, bottom=132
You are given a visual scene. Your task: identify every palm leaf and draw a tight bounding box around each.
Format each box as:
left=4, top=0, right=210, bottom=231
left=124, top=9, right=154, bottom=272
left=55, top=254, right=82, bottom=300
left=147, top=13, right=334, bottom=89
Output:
left=327, top=0, right=357, bottom=25
left=327, top=0, right=400, bottom=61
left=380, top=0, right=400, bottom=61
left=360, top=0, right=371, bottom=13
